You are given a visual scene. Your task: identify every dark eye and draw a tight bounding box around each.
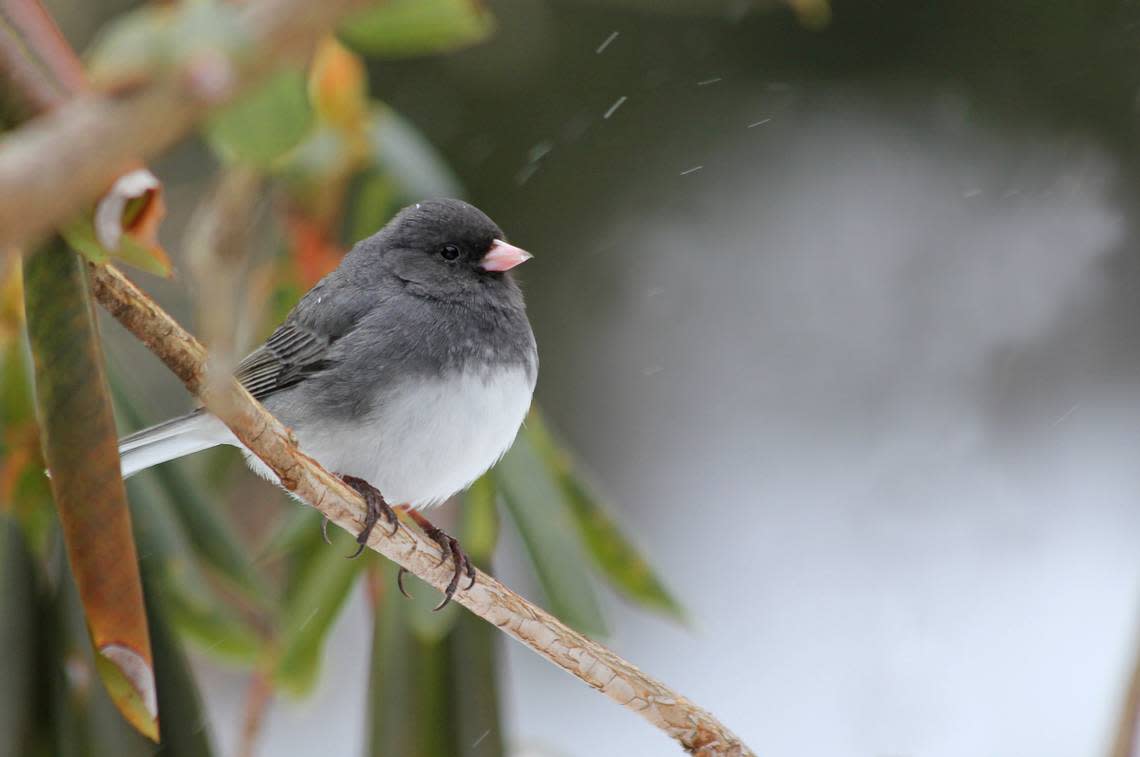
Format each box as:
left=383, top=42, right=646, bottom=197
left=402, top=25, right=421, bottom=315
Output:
left=440, top=244, right=461, bottom=261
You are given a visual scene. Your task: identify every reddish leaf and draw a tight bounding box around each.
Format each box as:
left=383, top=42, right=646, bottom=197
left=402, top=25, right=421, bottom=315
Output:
left=23, top=240, right=158, bottom=740
left=284, top=212, right=344, bottom=287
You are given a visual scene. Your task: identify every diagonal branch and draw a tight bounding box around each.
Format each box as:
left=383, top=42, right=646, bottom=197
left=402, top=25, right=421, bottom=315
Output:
left=90, top=261, right=755, bottom=756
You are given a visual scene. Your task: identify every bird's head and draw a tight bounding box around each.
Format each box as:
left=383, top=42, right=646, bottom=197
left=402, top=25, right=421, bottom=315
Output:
left=368, top=199, right=532, bottom=301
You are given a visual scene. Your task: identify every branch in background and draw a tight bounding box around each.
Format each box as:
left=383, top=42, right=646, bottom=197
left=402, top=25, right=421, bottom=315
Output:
left=0, top=0, right=86, bottom=119
left=183, top=165, right=263, bottom=373
left=90, top=261, right=755, bottom=756
left=0, top=0, right=168, bottom=272
left=0, top=0, right=371, bottom=252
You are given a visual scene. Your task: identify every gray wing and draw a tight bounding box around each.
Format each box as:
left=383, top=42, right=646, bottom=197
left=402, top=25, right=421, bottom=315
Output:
left=233, top=321, right=338, bottom=401
left=233, top=274, right=375, bottom=401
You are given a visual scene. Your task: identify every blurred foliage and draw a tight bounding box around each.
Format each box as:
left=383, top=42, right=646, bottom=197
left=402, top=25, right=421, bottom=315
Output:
left=206, top=70, right=314, bottom=167
left=339, top=0, right=494, bottom=58
left=1, top=0, right=683, bottom=754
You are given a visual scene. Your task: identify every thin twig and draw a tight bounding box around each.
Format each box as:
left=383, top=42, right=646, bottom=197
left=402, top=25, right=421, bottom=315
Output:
left=90, top=262, right=755, bottom=755
left=183, top=165, right=263, bottom=375
left=0, top=0, right=371, bottom=251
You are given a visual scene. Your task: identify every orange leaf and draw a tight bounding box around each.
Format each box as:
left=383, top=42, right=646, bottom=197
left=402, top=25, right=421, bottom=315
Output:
left=0, top=254, right=24, bottom=346
left=308, top=36, right=368, bottom=132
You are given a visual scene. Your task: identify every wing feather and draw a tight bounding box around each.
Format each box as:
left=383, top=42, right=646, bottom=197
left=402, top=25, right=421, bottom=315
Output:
left=233, top=321, right=336, bottom=400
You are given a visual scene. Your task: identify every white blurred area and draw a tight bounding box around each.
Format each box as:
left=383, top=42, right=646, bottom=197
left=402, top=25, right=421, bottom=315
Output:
left=193, top=92, right=1140, bottom=756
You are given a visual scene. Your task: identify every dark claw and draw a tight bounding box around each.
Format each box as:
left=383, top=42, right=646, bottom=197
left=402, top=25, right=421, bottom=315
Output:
left=396, top=568, right=412, bottom=599
left=337, top=475, right=399, bottom=559
left=419, top=524, right=476, bottom=611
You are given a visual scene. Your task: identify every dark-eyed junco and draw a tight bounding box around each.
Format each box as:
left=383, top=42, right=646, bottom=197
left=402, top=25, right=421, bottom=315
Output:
left=118, top=199, right=537, bottom=607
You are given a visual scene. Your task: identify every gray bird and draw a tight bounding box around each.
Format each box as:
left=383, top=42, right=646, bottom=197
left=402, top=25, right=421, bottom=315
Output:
left=117, top=199, right=537, bottom=607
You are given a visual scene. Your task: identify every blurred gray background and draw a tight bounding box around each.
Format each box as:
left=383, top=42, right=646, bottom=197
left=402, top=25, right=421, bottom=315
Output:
left=58, top=0, right=1140, bottom=754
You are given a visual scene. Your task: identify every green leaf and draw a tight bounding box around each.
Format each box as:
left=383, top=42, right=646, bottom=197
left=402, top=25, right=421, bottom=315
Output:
left=256, top=505, right=324, bottom=562
left=142, top=569, right=218, bottom=757
left=274, top=523, right=368, bottom=696
left=495, top=432, right=608, bottom=636
left=339, top=0, right=494, bottom=58
left=365, top=563, right=456, bottom=757
left=398, top=571, right=462, bottom=643
left=460, top=474, right=498, bottom=563
left=450, top=609, right=505, bottom=757
left=205, top=69, right=314, bottom=167
left=151, top=464, right=266, bottom=598
left=525, top=413, right=685, bottom=621
left=453, top=484, right=505, bottom=757
left=61, top=218, right=172, bottom=278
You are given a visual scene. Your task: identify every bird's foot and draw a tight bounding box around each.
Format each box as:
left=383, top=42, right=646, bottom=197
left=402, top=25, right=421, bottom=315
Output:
left=396, top=508, right=476, bottom=611
left=326, top=475, right=399, bottom=559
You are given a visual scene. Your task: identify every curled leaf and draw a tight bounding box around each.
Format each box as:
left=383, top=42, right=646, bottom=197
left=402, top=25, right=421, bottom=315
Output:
left=63, top=169, right=171, bottom=277
left=94, top=169, right=166, bottom=255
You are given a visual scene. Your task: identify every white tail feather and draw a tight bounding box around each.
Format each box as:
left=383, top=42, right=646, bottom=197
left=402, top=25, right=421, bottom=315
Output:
left=118, top=413, right=235, bottom=478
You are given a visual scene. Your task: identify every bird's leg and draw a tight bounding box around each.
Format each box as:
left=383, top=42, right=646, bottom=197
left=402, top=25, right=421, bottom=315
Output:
left=332, top=475, right=399, bottom=559
left=394, top=506, right=476, bottom=611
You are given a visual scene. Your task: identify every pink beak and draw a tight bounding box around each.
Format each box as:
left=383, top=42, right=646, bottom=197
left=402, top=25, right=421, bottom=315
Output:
left=479, top=239, right=533, bottom=272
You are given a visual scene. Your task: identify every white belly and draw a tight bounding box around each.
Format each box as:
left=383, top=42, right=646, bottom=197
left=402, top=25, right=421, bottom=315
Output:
left=248, top=366, right=534, bottom=508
